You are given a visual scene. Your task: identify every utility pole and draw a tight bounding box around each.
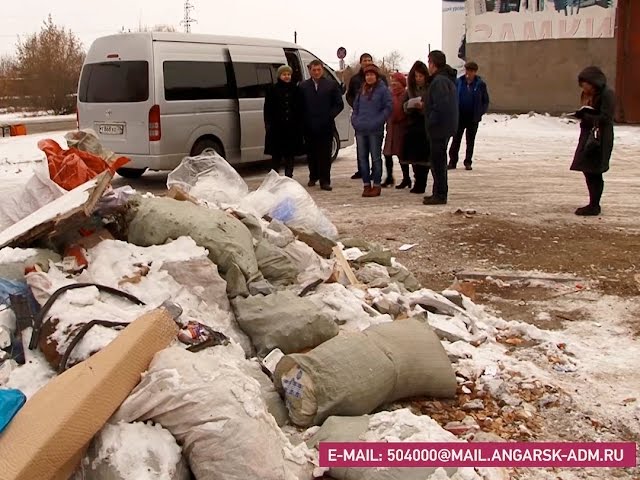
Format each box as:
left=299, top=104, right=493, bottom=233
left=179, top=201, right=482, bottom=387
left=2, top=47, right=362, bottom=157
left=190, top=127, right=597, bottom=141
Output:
left=294, top=31, right=297, bottom=43
left=181, top=0, right=197, bottom=33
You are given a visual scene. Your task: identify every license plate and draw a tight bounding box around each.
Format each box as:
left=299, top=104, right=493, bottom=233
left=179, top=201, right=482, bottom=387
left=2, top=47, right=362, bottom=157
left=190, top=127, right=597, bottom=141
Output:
left=98, top=124, right=124, bottom=135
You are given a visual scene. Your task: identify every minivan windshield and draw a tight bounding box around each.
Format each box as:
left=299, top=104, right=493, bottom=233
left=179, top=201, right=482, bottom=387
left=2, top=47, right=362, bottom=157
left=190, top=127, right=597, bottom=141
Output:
left=79, top=61, right=149, bottom=103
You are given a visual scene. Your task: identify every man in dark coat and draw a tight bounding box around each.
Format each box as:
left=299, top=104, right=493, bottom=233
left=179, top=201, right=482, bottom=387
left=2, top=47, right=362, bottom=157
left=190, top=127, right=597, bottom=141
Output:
left=448, top=61, right=490, bottom=170
left=570, top=66, right=615, bottom=216
left=346, top=53, right=388, bottom=180
left=299, top=60, right=345, bottom=191
left=264, top=65, right=304, bottom=178
left=423, top=50, right=459, bottom=206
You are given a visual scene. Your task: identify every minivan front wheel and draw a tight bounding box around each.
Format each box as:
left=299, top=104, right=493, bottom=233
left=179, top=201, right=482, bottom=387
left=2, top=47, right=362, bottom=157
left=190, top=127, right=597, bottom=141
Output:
left=331, top=132, right=340, bottom=163
left=117, top=167, right=147, bottom=179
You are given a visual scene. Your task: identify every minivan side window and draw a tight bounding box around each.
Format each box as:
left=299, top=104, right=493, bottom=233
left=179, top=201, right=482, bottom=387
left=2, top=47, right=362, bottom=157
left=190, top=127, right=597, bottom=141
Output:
left=163, top=61, right=233, bottom=101
left=234, top=63, right=277, bottom=98
left=284, top=50, right=303, bottom=85
left=299, top=50, right=340, bottom=84
left=79, top=61, right=149, bottom=103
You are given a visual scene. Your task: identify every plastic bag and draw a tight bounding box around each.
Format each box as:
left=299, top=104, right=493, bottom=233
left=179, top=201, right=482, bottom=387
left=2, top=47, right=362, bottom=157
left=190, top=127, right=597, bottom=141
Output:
left=38, top=138, right=129, bottom=191
left=167, top=153, right=338, bottom=239
left=166, top=150, right=249, bottom=208
left=0, top=169, right=65, bottom=231
left=65, top=129, right=119, bottom=163
left=240, top=171, right=338, bottom=240
left=0, top=389, right=26, bottom=433
left=96, top=186, right=137, bottom=215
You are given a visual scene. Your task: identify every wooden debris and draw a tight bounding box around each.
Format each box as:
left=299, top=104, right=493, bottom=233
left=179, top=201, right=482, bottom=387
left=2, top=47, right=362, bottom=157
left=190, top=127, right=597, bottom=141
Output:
left=165, top=185, right=199, bottom=205
left=0, top=172, right=113, bottom=249
left=332, top=246, right=359, bottom=286
left=448, top=279, right=477, bottom=301
left=291, top=227, right=337, bottom=258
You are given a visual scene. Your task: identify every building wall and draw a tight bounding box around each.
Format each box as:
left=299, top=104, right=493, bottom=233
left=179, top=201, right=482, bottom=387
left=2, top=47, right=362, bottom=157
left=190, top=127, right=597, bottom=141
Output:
left=616, top=0, right=640, bottom=123
left=466, top=38, right=617, bottom=114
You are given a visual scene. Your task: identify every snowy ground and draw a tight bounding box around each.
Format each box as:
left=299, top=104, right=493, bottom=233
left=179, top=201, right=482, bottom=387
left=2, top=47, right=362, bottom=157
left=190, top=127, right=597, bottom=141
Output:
left=0, top=114, right=638, bottom=479
left=0, top=111, right=75, bottom=125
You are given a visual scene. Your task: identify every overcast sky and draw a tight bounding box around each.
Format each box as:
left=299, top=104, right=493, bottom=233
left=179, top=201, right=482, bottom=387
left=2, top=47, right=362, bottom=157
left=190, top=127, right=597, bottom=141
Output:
left=1, top=0, right=443, bottom=71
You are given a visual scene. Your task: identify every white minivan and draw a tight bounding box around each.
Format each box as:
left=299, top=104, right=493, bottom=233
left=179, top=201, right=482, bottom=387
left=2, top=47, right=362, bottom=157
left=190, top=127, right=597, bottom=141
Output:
left=77, top=32, right=354, bottom=178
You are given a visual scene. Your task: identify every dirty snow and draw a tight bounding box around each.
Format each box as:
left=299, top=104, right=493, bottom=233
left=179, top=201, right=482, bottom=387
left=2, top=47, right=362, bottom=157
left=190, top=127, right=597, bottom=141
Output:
left=0, top=111, right=74, bottom=124
left=90, top=422, right=183, bottom=480
left=4, top=330, right=56, bottom=398
left=308, top=283, right=393, bottom=331
left=0, top=247, right=41, bottom=264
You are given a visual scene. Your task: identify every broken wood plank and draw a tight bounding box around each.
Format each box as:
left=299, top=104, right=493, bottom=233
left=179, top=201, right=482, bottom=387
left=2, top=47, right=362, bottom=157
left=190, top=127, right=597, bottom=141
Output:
left=332, top=246, right=359, bottom=286
left=83, top=171, right=113, bottom=216
left=0, top=173, right=112, bottom=249
left=165, top=185, right=199, bottom=205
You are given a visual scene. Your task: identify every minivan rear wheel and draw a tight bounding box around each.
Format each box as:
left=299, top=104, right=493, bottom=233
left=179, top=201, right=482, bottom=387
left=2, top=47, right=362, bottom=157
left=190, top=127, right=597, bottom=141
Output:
left=117, top=167, right=147, bottom=179
left=191, top=138, right=224, bottom=158
left=331, top=132, right=340, bottom=163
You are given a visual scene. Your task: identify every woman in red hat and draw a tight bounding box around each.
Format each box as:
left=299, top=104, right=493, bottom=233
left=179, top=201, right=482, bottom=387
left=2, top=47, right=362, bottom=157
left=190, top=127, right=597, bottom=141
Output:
left=382, top=72, right=408, bottom=187
left=351, top=64, right=393, bottom=197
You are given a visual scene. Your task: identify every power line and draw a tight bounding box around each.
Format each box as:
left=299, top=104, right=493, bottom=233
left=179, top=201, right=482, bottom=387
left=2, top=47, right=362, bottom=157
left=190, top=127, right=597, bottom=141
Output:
left=180, top=0, right=197, bottom=33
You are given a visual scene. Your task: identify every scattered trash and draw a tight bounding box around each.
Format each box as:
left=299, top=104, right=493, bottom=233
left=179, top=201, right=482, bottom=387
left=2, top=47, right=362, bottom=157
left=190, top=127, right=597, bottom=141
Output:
left=0, top=130, right=612, bottom=479
left=114, top=346, right=314, bottom=480
left=0, top=306, right=178, bottom=480
left=38, top=137, right=128, bottom=191
left=0, top=171, right=113, bottom=249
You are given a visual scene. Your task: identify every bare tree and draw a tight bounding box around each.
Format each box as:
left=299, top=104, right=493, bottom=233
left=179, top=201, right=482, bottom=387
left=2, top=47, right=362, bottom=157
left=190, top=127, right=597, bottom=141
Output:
left=150, top=24, right=177, bottom=32
left=15, top=15, right=85, bottom=114
left=381, top=50, right=404, bottom=73
left=123, top=24, right=178, bottom=33
left=0, top=55, right=17, bottom=101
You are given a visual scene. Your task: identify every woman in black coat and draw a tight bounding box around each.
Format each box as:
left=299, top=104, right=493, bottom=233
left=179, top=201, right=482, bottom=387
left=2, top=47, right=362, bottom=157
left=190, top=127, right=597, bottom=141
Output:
left=400, top=61, right=431, bottom=194
left=264, top=65, right=304, bottom=177
left=570, top=66, right=615, bottom=216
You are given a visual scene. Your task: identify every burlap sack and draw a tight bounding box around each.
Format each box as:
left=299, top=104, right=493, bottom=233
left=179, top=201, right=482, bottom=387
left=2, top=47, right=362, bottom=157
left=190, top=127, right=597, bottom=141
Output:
left=275, top=319, right=457, bottom=427
left=113, top=346, right=312, bottom=480
left=127, top=198, right=262, bottom=290
left=232, top=291, right=339, bottom=357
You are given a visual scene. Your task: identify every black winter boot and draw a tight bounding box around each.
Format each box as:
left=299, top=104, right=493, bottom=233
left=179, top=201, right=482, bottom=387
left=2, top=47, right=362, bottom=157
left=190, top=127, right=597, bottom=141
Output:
left=396, top=178, right=411, bottom=190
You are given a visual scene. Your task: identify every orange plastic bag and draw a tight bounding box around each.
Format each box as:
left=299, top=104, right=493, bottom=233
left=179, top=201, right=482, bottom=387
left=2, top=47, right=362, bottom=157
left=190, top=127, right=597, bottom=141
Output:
left=38, top=139, right=130, bottom=191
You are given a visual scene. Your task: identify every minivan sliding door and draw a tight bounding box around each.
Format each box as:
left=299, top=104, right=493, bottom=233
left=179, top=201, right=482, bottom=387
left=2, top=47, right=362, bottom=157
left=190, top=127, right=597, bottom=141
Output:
left=228, top=45, right=287, bottom=163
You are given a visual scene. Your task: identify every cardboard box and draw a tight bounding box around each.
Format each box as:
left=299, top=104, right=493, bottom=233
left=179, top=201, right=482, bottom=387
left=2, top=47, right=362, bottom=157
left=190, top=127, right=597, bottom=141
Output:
left=0, top=307, right=178, bottom=480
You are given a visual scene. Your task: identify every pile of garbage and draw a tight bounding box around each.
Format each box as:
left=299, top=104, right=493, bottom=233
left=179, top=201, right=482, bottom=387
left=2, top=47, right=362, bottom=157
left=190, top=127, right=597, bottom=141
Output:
left=0, top=132, right=531, bottom=480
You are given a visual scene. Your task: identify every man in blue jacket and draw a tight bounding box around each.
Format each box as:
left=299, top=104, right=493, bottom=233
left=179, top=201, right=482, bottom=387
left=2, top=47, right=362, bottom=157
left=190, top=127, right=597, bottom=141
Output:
left=300, top=60, right=345, bottom=191
left=448, top=62, right=490, bottom=171
left=423, top=50, right=459, bottom=206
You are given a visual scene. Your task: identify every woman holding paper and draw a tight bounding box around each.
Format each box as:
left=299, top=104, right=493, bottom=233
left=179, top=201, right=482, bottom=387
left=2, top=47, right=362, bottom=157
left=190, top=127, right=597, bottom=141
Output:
left=401, top=61, right=431, bottom=194
left=570, top=66, right=615, bottom=216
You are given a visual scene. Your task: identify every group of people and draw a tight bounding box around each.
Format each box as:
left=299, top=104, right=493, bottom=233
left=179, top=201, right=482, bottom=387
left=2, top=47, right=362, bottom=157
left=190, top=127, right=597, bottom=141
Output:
left=264, top=59, right=343, bottom=191
left=264, top=50, right=615, bottom=215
